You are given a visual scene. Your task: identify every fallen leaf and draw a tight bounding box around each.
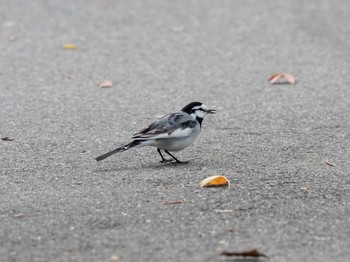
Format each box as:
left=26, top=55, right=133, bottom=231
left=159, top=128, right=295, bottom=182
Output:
left=268, top=73, right=283, bottom=84
left=268, top=73, right=296, bottom=85
left=12, top=210, right=23, bottom=219
left=110, top=255, right=120, bottom=261
left=98, top=80, right=113, bottom=88
left=301, top=186, right=310, bottom=192
left=220, top=249, right=267, bottom=258
left=14, top=213, right=24, bottom=218
left=63, top=44, right=77, bottom=50
left=163, top=200, right=183, bottom=205
left=325, top=160, right=334, bottom=167
left=2, top=137, right=14, bottom=141
left=283, top=73, right=296, bottom=85
left=200, top=176, right=230, bottom=188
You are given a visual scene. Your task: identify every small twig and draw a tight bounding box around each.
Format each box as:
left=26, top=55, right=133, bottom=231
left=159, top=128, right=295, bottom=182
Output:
left=325, top=160, right=334, bottom=167
left=2, top=137, right=14, bottom=141
left=221, top=249, right=267, bottom=258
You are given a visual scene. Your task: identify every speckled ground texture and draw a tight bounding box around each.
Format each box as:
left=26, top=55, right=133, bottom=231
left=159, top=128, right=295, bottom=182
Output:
left=1, top=1, right=350, bottom=261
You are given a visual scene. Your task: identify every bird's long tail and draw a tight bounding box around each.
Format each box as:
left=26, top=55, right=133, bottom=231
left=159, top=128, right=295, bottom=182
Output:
left=95, top=140, right=141, bottom=161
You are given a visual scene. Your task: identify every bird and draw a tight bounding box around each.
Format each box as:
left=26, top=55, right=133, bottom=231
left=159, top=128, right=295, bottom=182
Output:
left=95, top=101, right=216, bottom=163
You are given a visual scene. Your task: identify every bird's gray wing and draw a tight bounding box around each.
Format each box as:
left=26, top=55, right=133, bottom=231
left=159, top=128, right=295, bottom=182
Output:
left=132, top=112, right=196, bottom=139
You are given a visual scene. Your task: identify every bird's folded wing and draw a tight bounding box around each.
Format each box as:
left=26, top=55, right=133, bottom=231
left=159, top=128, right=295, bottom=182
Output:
left=132, top=112, right=196, bottom=139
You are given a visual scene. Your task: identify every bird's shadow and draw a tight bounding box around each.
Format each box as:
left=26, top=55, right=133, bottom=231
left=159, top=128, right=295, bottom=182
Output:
left=93, top=158, right=198, bottom=173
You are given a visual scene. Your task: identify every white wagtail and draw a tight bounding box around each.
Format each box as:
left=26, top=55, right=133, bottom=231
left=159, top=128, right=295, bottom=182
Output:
left=95, top=102, right=216, bottom=163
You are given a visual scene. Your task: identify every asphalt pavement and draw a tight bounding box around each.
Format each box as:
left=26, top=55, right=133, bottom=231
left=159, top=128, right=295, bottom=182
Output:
left=1, top=0, right=350, bottom=261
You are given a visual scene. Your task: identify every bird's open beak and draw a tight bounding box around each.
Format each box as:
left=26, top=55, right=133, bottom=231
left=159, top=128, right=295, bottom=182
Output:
left=206, top=109, right=216, bottom=114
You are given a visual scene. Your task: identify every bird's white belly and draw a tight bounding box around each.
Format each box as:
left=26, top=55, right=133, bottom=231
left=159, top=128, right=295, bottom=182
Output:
left=156, top=137, right=194, bottom=151
left=155, top=127, right=200, bottom=151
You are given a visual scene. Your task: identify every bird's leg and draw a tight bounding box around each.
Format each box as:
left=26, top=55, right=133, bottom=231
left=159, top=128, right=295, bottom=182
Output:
left=157, top=148, right=172, bottom=163
left=164, top=150, right=188, bottom=164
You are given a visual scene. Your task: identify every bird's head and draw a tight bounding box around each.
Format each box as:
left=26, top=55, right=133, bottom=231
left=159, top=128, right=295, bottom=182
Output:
left=181, top=102, right=216, bottom=123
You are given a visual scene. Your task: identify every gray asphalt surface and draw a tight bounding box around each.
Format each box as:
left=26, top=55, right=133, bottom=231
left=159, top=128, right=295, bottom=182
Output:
left=1, top=1, right=350, bottom=261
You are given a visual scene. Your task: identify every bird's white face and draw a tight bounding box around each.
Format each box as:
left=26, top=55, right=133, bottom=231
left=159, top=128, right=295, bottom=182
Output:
left=189, top=104, right=215, bottom=120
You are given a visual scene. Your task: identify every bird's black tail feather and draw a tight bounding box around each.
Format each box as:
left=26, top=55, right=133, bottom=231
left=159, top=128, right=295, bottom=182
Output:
left=95, top=140, right=141, bottom=161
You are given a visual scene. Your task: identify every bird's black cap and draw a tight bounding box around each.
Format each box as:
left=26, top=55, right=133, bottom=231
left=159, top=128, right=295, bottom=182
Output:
left=181, top=102, right=203, bottom=114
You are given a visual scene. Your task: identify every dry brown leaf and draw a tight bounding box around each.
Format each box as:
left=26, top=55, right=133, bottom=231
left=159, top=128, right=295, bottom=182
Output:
left=283, top=73, right=296, bottom=84
left=2, top=137, right=14, bottom=141
left=268, top=73, right=283, bottom=84
left=200, top=176, right=230, bottom=188
left=98, top=80, right=113, bottom=88
left=268, top=73, right=296, bottom=85
left=163, top=200, right=183, bottom=205
left=63, top=44, right=77, bottom=50
left=220, top=249, right=267, bottom=258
